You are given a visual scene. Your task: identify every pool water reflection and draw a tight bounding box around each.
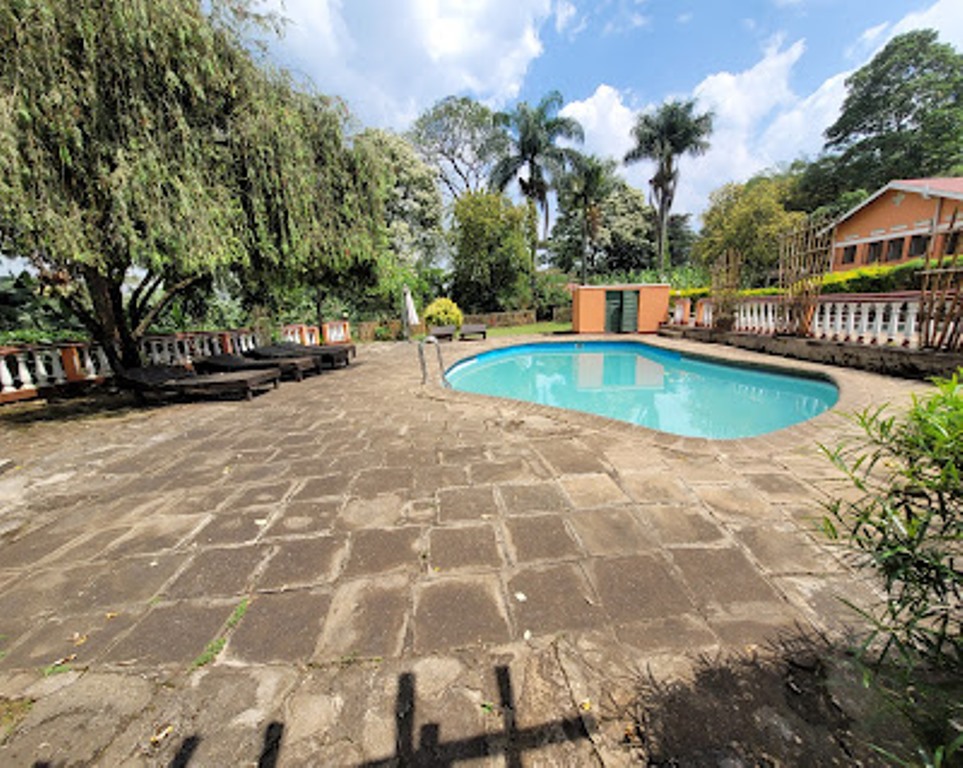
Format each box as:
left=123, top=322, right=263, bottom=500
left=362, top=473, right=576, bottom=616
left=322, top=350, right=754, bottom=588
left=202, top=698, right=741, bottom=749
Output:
left=445, top=341, right=838, bottom=439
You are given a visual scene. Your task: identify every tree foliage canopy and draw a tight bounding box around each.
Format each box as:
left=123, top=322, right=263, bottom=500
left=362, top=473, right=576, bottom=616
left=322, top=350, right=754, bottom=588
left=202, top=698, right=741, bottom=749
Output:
left=450, top=192, right=531, bottom=313
left=490, top=90, right=584, bottom=236
left=408, top=96, right=508, bottom=200
left=555, top=153, right=618, bottom=283
left=824, top=29, right=963, bottom=191
left=697, top=173, right=805, bottom=287
left=624, top=99, right=712, bottom=274
left=790, top=29, right=963, bottom=213
left=0, top=0, right=387, bottom=367
left=549, top=180, right=654, bottom=276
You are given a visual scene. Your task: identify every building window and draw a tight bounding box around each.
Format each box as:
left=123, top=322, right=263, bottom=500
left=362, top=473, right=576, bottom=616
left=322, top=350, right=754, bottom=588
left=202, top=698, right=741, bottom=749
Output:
left=867, top=241, right=883, bottom=263
left=886, top=237, right=905, bottom=262
left=841, top=245, right=857, bottom=264
left=946, top=230, right=960, bottom=255
left=909, top=234, right=930, bottom=257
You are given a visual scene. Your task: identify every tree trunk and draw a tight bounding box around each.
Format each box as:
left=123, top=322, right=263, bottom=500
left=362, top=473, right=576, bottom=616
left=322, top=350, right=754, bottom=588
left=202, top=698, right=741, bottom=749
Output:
left=580, top=210, right=589, bottom=285
left=81, top=266, right=142, bottom=373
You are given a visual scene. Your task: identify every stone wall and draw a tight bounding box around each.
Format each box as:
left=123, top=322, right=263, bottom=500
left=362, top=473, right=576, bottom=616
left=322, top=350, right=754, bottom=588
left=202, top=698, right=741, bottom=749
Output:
left=664, top=327, right=963, bottom=380
left=462, top=310, right=535, bottom=328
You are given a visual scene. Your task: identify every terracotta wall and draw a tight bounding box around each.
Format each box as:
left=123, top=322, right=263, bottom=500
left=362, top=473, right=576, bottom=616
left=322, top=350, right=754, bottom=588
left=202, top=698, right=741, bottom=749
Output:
left=572, top=288, right=606, bottom=333
left=833, top=189, right=959, bottom=271
left=572, top=285, right=670, bottom=333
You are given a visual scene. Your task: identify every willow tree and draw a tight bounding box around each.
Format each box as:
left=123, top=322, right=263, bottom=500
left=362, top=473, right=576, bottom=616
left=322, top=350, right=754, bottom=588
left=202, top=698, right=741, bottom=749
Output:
left=0, top=0, right=257, bottom=369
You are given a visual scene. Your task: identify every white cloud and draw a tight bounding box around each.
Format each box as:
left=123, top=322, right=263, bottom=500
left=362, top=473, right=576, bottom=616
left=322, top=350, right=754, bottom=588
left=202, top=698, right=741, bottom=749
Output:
left=554, top=0, right=576, bottom=33
left=264, top=0, right=552, bottom=127
left=561, top=84, right=637, bottom=163
left=889, top=0, right=963, bottom=48
left=677, top=12, right=693, bottom=24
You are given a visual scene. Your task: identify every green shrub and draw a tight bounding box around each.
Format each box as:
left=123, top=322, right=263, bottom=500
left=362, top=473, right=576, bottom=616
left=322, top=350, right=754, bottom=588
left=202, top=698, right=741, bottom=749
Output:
left=821, top=372, right=962, bottom=668
left=423, top=297, right=463, bottom=328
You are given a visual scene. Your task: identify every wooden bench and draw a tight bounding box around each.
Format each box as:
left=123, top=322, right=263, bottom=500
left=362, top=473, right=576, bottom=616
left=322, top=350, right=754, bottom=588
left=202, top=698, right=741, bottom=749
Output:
left=428, top=325, right=456, bottom=341
left=459, top=324, right=487, bottom=340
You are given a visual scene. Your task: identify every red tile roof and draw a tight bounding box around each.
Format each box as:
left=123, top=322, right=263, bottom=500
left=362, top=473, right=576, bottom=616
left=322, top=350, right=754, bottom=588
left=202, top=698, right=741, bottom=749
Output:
left=893, top=177, right=963, bottom=197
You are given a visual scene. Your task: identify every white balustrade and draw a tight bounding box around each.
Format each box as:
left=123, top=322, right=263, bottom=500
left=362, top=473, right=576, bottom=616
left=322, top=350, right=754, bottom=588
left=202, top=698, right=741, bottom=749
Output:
left=666, top=292, right=924, bottom=348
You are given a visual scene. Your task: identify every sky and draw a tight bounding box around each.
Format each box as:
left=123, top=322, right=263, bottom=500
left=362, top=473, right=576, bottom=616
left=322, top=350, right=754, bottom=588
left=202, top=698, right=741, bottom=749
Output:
left=258, top=0, right=962, bottom=226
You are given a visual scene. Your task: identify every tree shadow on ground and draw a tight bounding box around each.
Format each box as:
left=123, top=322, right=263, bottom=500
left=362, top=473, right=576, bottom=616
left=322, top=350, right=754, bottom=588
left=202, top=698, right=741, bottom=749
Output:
left=627, top=627, right=948, bottom=767
left=0, top=388, right=155, bottom=428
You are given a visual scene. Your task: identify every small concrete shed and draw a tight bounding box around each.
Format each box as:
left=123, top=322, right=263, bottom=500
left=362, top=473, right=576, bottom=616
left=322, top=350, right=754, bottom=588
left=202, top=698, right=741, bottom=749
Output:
left=572, top=284, right=671, bottom=334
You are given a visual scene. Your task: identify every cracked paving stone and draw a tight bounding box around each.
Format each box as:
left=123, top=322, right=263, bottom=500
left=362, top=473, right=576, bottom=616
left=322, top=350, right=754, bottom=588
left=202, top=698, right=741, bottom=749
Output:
left=257, top=536, right=347, bottom=589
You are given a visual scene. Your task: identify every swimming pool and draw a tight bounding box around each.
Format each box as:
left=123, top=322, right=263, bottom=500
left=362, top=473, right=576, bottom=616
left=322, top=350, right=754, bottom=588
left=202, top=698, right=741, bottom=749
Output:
left=445, top=341, right=838, bottom=439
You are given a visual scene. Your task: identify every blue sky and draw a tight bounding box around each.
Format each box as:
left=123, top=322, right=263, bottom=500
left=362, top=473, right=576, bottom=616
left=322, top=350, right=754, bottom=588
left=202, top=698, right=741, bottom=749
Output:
left=262, top=0, right=961, bottom=221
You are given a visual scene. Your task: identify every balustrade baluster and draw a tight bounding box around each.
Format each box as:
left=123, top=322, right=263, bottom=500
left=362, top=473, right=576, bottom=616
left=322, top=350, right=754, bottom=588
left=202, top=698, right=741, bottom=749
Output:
left=845, top=302, right=857, bottom=341
left=1, top=354, right=18, bottom=396
left=14, top=351, right=36, bottom=393
left=33, top=349, right=53, bottom=387
left=904, top=301, right=919, bottom=347
left=886, top=302, right=900, bottom=344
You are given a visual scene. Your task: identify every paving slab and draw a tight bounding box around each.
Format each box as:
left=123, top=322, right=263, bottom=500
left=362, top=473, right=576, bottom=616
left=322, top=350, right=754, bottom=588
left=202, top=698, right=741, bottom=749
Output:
left=559, top=472, right=631, bottom=508
left=227, top=590, right=331, bottom=663
left=342, top=526, right=423, bottom=577
left=413, top=577, right=512, bottom=653
left=256, top=535, right=346, bottom=589
left=314, top=575, right=410, bottom=660
left=503, top=515, right=583, bottom=563
left=165, top=545, right=267, bottom=600
left=591, top=554, right=696, bottom=622
left=438, top=485, right=499, bottom=521
left=428, top=524, right=503, bottom=572
left=508, top=564, right=604, bottom=635
left=566, top=507, right=659, bottom=556
left=103, top=601, right=234, bottom=667
left=496, top=481, right=570, bottom=514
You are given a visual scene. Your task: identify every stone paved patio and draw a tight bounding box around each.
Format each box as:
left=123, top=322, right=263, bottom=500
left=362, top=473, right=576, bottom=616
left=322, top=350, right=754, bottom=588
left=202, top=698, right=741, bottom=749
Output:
left=0, top=335, right=932, bottom=765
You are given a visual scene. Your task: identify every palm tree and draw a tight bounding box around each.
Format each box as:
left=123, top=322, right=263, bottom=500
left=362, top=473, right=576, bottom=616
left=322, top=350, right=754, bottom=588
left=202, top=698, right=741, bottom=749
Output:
left=624, top=99, right=713, bottom=275
left=558, top=153, right=617, bottom=284
left=490, top=91, right=584, bottom=240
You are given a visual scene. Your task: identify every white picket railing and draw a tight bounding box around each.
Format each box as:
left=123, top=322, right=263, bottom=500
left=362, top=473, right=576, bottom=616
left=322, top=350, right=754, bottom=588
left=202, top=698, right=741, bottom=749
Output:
left=669, top=292, right=925, bottom=348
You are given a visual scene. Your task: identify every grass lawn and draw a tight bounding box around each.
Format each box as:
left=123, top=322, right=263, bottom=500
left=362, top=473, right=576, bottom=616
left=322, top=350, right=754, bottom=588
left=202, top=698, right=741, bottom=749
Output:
left=486, top=321, right=572, bottom=337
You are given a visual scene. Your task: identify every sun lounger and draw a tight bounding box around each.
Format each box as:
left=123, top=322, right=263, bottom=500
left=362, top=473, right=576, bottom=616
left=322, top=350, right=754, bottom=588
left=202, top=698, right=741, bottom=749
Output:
left=120, top=365, right=281, bottom=401
left=248, top=342, right=350, bottom=369
left=429, top=325, right=455, bottom=341
left=193, top=353, right=319, bottom=381
left=459, top=323, right=487, bottom=340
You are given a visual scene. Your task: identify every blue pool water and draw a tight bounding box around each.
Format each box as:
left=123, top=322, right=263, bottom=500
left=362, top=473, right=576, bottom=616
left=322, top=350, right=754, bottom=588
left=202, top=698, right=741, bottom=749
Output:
left=445, top=341, right=838, bottom=439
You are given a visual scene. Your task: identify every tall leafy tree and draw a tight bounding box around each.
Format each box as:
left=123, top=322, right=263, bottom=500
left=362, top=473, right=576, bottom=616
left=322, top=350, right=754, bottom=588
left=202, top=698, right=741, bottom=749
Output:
left=490, top=91, right=584, bottom=238
left=624, top=99, right=713, bottom=275
left=0, top=0, right=248, bottom=369
left=549, top=181, right=655, bottom=276
left=556, top=154, right=618, bottom=284
left=408, top=96, right=509, bottom=200
left=0, top=0, right=385, bottom=368
left=450, top=192, right=531, bottom=313
left=696, top=173, right=805, bottom=287
left=824, top=29, right=963, bottom=192
left=353, top=128, right=443, bottom=263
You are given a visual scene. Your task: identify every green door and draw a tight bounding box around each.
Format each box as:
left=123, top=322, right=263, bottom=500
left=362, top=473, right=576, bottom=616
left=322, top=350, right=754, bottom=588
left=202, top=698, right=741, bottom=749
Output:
left=605, top=291, right=622, bottom=332
left=620, top=290, right=638, bottom=333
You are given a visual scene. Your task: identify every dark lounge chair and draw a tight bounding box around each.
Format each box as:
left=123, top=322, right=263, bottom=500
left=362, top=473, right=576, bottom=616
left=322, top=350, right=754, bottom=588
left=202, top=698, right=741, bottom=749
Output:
left=193, top=352, right=319, bottom=381
left=459, top=323, right=487, bottom=340
left=120, top=365, right=281, bottom=401
left=247, top=342, right=350, bottom=369
left=428, top=325, right=455, bottom=341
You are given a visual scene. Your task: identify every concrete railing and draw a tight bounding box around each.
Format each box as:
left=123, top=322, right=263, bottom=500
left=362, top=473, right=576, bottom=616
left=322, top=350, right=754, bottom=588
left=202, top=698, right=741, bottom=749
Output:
left=1, top=342, right=112, bottom=404
left=668, top=292, right=927, bottom=348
